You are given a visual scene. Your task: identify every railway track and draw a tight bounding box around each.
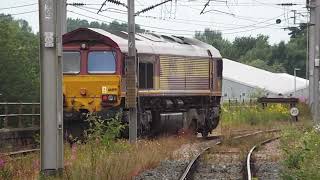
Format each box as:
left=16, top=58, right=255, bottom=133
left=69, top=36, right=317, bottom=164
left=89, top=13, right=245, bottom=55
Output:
left=1, top=148, right=39, bottom=157
left=247, top=137, right=281, bottom=180
left=179, top=130, right=281, bottom=180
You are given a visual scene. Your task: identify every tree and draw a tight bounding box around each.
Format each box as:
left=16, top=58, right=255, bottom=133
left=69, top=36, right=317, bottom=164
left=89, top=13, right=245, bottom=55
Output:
left=0, top=14, right=39, bottom=101
left=230, top=36, right=260, bottom=60
left=67, top=18, right=145, bottom=33
left=285, top=32, right=307, bottom=78
left=195, top=28, right=307, bottom=77
left=195, top=28, right=232, bottom=58
left=240, top=35, right=272, bottom=64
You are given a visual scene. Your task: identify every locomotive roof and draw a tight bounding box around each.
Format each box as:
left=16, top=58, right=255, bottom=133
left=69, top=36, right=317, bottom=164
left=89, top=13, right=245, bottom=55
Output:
left=63, top=28, right=221, bottom=58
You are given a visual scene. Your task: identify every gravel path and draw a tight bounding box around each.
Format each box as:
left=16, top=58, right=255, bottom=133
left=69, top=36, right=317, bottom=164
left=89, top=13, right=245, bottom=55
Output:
left=252, top=139, right=282, bottom=180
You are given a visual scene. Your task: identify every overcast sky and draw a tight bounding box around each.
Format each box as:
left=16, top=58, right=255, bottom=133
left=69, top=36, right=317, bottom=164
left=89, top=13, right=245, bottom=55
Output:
left=1, top=0, right=307, bottom=44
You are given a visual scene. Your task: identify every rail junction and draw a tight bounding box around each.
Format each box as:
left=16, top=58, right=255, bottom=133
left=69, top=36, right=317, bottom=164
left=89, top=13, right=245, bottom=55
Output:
left=178, top=130, right=282, bottom=180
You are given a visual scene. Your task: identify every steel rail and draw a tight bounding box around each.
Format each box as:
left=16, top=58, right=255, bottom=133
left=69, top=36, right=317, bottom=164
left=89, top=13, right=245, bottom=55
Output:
left=0, top=127, right=39, bottom=133
left=2, top=149, right=40, bottom=157
left=179, top=140, right=221, bottom=180
left=179, top=130, right=281, bottom=180
left=0, top=103, right=40, bottom=105
left=233, top=129, right=280, bottom=139
left=0, top=114, right=40, bottom=117
left=246, top=137, right=280, bottom=180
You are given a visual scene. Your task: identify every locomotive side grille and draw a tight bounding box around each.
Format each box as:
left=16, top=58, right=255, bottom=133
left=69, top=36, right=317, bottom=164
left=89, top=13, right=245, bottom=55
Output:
left=160, top=56, right=210, bottom=90
left=186, top=58, right=209, bottom=90
left=160, top=56, right=186, bottom=90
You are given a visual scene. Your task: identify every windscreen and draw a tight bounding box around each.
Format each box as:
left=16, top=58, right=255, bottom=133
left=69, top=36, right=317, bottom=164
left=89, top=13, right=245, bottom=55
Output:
left=63, top=51, right=80, bottom=74
left=88, top=51, right=116, bottom=73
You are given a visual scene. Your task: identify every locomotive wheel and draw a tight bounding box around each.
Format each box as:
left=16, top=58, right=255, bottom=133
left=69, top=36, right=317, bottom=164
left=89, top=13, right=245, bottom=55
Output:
left=189, top=119, right=198, bottom=134
left=211, top=117, right=220, bottom=129
left=201, top=130, right=209, bottom=138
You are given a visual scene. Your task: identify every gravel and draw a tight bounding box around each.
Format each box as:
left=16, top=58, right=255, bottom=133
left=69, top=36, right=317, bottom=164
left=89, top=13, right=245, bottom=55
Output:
left=135, top=138, right=220, bottom=180
left=193, top=151, right=243, bottom=180
left=253, top=139, right=282, bottom=180
left=135, top=136, right=282, bottom=180
left=135, top=160, right=188, bottom=180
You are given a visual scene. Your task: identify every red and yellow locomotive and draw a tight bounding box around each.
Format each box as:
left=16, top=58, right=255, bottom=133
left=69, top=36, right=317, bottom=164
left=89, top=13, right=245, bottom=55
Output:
left=62, top=28, right=223, bottom=136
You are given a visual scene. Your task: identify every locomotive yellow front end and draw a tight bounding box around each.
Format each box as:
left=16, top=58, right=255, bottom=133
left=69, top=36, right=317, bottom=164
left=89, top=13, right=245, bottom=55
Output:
left=63, top=75, right=121, bottom=114
left=62, top=29, right=123, bottom=121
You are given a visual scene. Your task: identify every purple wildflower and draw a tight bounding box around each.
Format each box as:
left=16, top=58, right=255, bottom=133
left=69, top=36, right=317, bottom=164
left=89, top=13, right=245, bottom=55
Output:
left=0, top=158, right=6, bottom=168
left=33, top=159, right=40, bottom=170
left=71, top=144, right=77, bottom=161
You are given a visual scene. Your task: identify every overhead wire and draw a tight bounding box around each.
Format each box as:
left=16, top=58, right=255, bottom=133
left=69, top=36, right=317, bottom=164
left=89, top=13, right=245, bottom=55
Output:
left=176, top=1, right=281, bottom=23
left=0, top=0, right=301, bottom=36
left=5, top=10, right=37, bottom=16
left=69, top=9, right=284, bottom=36
left=76, top=5, right=286, bottom=30
left=69, top=6, right=286, bottom=35
left=71, top=5, right=286, bottom=33
left=0, top=3, right=37, bottom=11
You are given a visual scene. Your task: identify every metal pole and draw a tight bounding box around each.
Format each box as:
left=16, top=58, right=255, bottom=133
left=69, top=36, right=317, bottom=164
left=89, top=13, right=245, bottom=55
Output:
left=309, top=0, right=315, bottom=111
left=39, top=0, right=63, bottom=175
left=314, top=0, right=320, bottom=124
left=56, top=0, right=66, bottom=172
left=127, top=0, right=138, bottom=143
left=306, top=14, right=310, bottom=101
left=61, top=0, right=67, bottom=33
left=294, top=69, right=297, bottom=97
left=294, top=68, right=300, bottom=97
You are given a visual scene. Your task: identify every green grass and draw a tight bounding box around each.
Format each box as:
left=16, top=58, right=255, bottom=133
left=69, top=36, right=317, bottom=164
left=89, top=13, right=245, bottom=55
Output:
left=281, top=125, right=320, bottom=180
left=221, top=103, right=311, bottom=127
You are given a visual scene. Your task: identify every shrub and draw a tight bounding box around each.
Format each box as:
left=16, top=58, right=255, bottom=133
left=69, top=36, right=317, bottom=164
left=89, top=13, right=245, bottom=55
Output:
left=84, top=112, right=124, bottom=148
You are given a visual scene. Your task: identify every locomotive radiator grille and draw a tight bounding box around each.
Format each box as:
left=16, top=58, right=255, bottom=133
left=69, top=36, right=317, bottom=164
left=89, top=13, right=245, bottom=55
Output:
left=160, top=56, right=210, bottom=90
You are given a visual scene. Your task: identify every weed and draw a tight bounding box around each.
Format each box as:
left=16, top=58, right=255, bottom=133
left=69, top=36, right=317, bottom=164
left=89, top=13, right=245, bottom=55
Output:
left=221, top=103, right=291, bottom=127
left=281, top=126, right=320, bottom=179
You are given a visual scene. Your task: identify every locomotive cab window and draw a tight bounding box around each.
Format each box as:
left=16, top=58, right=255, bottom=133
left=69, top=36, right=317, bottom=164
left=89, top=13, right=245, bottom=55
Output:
left=88, top=51, right=116, bottom=73
left=63, top=51, right=80, bottom=74
left=139, top=62, right=154, bottom=89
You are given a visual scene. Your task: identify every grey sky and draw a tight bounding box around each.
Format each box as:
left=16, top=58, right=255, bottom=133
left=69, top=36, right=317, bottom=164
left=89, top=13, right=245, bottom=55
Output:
left=1, top=0, right=307, bottom=44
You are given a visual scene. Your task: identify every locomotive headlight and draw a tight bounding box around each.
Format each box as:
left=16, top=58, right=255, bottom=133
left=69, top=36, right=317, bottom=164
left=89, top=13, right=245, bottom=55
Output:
left=81, top=43, right=87, bottom=49
left=101, top=94, right=117, bottom=102
left=108, top=95, right=116, bottom=101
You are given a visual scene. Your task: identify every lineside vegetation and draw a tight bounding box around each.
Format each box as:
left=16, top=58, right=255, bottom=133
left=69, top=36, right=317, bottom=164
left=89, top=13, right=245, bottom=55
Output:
left=281, top=125, right=320, bottom=179
left=0, top=114, right=193, bottom=180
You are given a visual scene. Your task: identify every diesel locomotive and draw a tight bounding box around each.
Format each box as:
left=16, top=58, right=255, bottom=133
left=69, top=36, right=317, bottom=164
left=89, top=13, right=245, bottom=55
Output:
left=62, top=28, right=223, bottom=137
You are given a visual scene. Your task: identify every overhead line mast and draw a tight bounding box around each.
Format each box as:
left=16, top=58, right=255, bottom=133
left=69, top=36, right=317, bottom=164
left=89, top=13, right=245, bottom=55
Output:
left=126, top=0, right=173, bottom=143
left=96, top=0, right=172, bottom=142
left=38, top=0, right=65, bottom=175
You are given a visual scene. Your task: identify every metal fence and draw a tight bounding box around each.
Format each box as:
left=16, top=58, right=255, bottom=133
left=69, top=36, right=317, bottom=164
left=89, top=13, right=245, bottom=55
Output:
left=0, top=103, right=40, bottom=133
left=223, top=98, right=258, bottom=108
